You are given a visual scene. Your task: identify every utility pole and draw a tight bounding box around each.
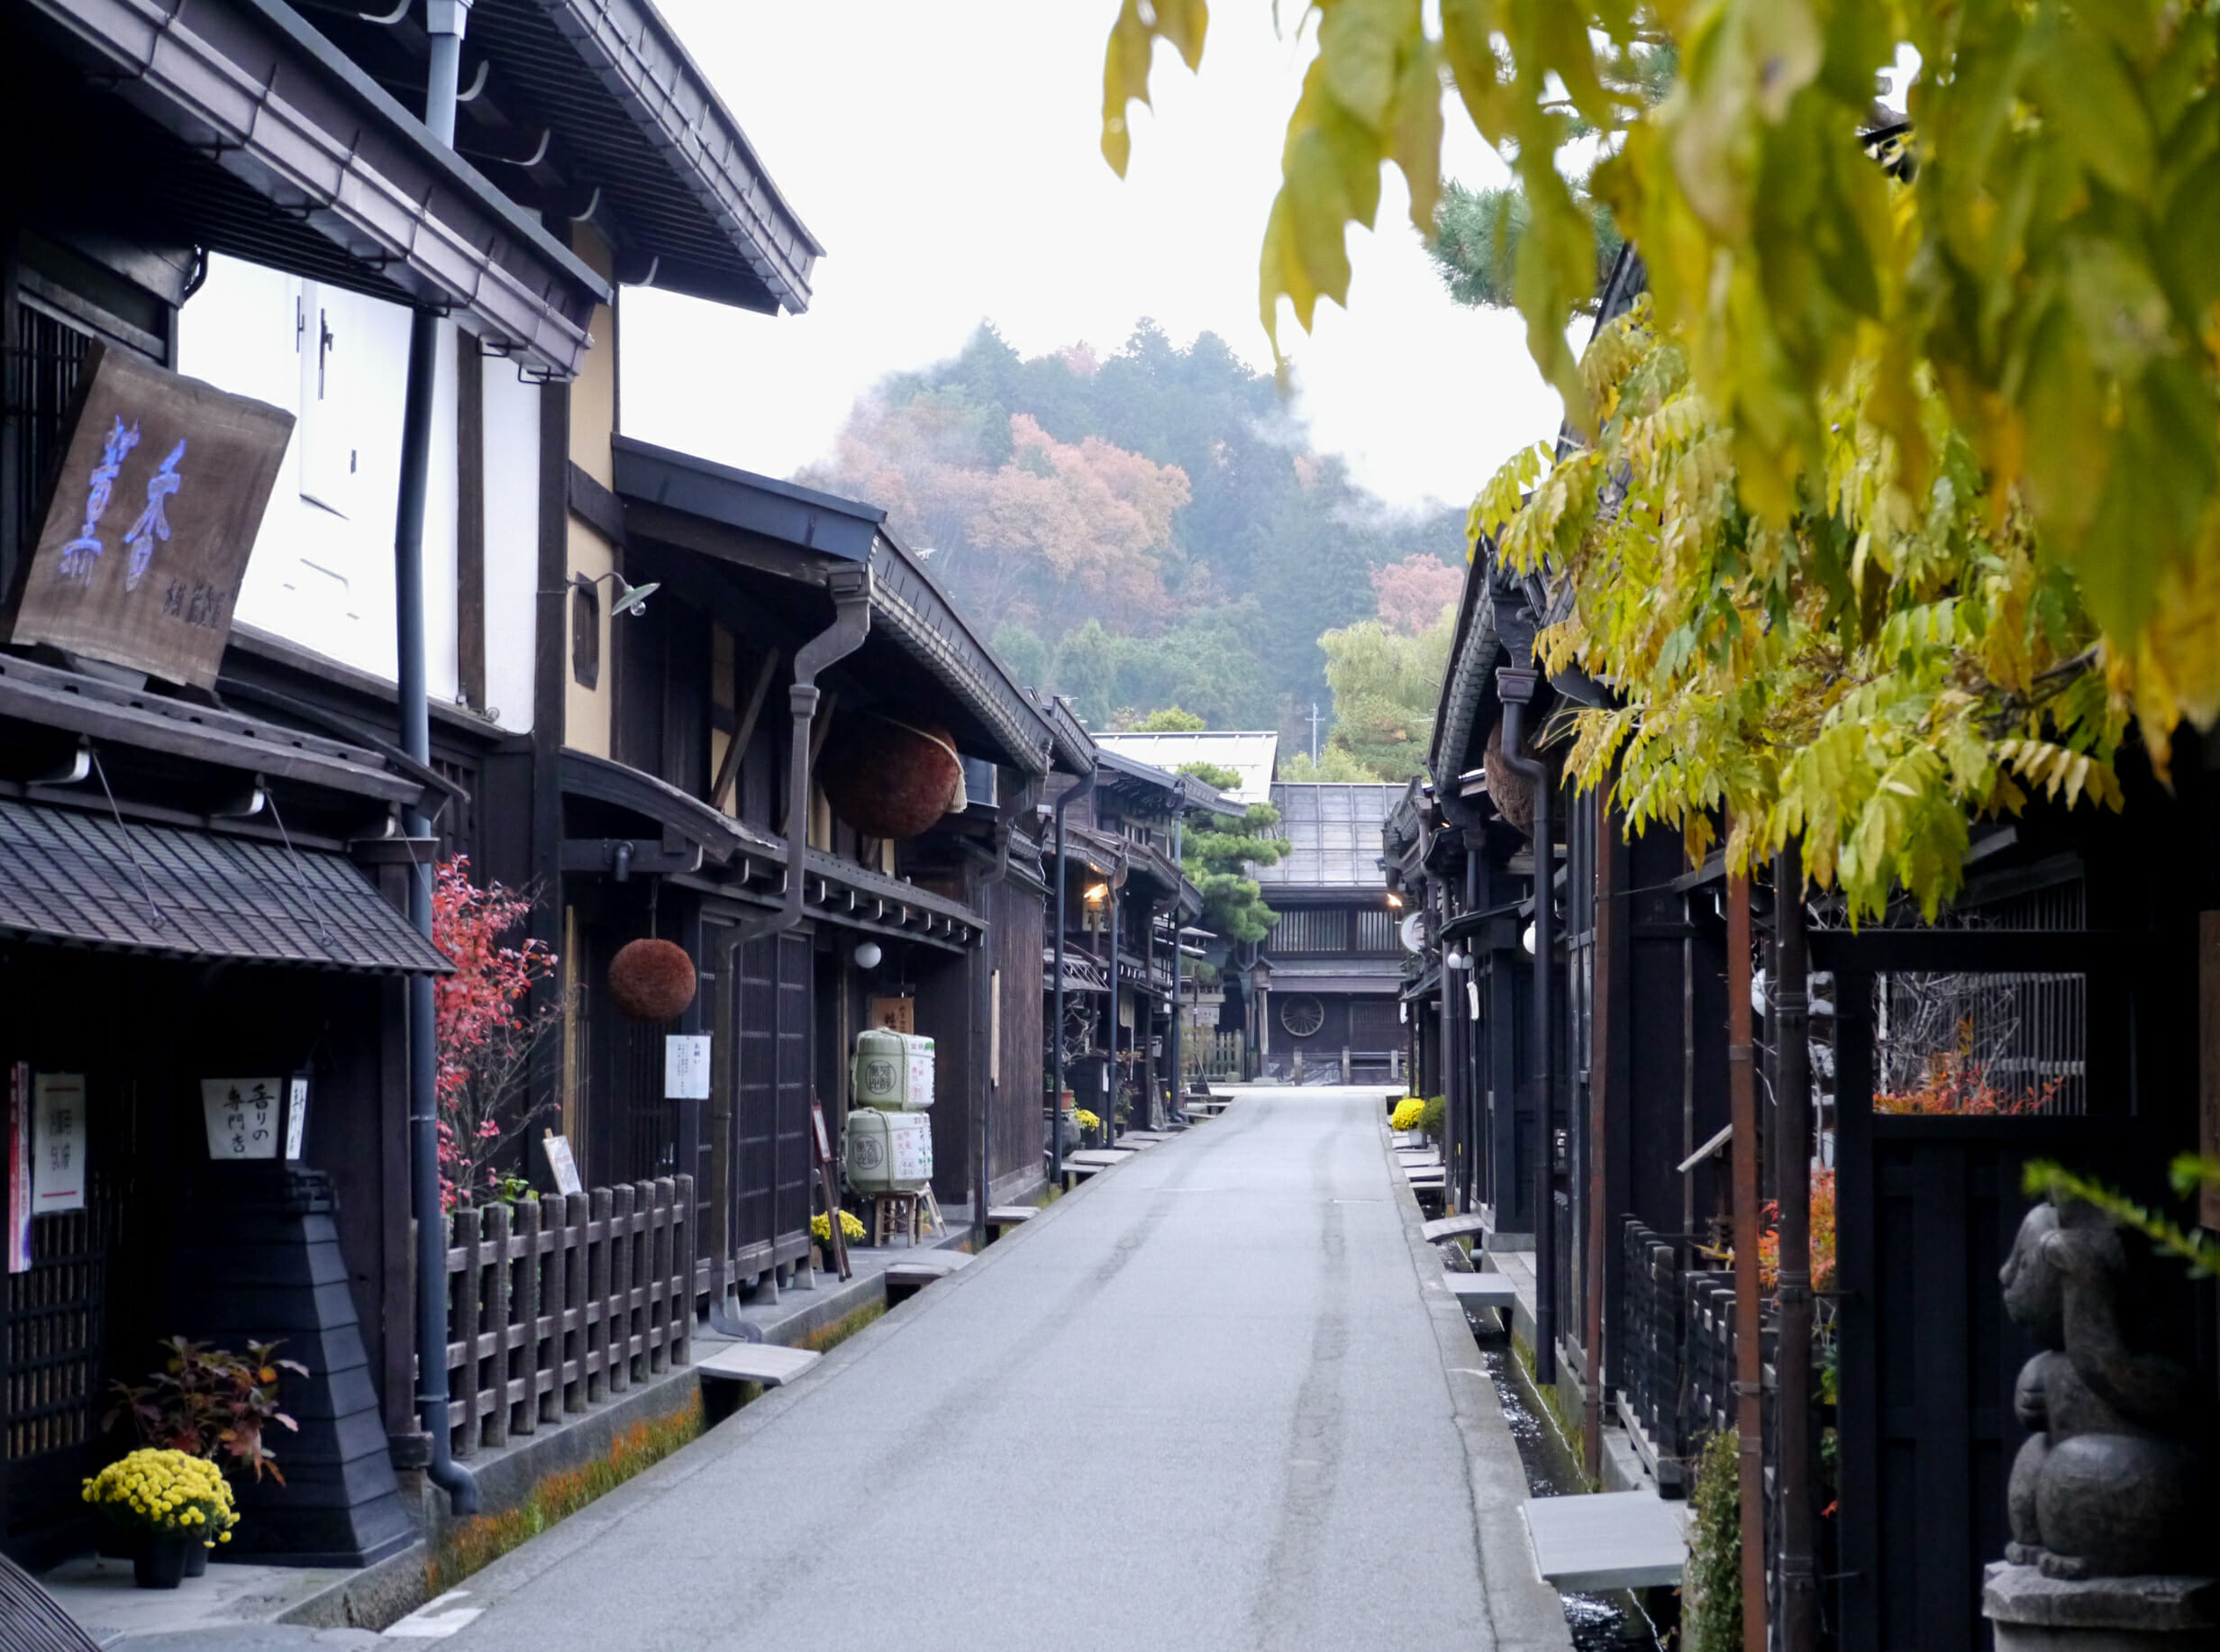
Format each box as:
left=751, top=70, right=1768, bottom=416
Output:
left=1307, top=701, right=1324, bottom=765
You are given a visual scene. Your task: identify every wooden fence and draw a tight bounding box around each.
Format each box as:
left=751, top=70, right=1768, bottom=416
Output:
left=1616, top=1216, right=1742, bottom=1495
left=441, top=1175, right=695, bottom=1457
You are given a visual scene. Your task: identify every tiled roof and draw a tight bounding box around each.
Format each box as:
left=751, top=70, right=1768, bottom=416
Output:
left=1254, top=783, right=1403, bottom=888
left=1094, top=732, right=1279, bottom=803
left=0, top=802, right=450, bottom=973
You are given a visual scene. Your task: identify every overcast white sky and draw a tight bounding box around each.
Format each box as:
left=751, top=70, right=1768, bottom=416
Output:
left=617, top=3, right=1565, bottom=516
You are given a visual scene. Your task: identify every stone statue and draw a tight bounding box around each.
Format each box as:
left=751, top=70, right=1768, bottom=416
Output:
left=1999, top=1194, right=2209, bottom=1580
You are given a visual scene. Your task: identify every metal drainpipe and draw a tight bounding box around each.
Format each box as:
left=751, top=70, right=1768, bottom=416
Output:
left=1727, top=851, right=1768, bottom=1652
left=1105, top=859, right=1124, bottom=1143
left=1167, top=783, right=1185, bottom=1119
left=1496, top=664, right=1556, bottom=1385
left=1050, top=767, right=1097, bottom=1189
left=974, top=806, right=1014, bottom=1247
left=705, top=570, right=869, bottom=1336
left=400, top=0, right=477, bottom=1516
left=1774, top=842, right=1819, bottom=1652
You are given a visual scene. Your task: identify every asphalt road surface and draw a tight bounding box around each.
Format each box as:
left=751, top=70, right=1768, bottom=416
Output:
left=424, top=1086, right=1557, bottom=1651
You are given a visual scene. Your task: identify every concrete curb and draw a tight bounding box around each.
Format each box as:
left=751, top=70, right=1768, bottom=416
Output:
left=1380, top=1115, right=1574, bottom=1652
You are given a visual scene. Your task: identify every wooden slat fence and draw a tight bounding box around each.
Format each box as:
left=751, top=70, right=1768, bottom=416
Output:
left=440, top=1175, right=694, bottom=1457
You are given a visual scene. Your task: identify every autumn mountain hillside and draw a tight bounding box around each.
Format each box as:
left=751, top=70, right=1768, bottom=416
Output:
left=798, top=322, right=1466, bottom=750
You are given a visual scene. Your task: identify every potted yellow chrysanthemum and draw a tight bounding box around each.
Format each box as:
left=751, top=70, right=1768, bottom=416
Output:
left=82, top=1448, right=238, bottom=1588
left=810, top=1208, right=867, bottom=1266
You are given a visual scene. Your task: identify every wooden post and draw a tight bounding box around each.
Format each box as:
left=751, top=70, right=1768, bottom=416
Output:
left=561, top=1191, right=587, bottom=1414
left=451, top=1206, right=481, bottom=1459
left=587, top=1187, right=612, bottom=1404
left=632, top=1179, right=655, bottom=1384
left=607, top=1184, right=634, bottom=1393
left=511, top=1196, right=540, bottom=1438
left=1728, top=860, right=1767, bottom=1652
left=649, top=1178, right=672, bottom=1375
left=481, top=1203, right=511, bottom=1450
left=1773, top=844, right=1818, bottom=1652
left=673, top=1173, right=694, bottom=1367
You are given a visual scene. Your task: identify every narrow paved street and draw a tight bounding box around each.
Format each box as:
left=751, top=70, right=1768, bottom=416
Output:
left=427, top=1088, right=1561, bottom=1651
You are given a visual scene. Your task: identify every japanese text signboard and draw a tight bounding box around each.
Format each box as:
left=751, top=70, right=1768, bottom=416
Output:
left=7, top=342, right=293, bottom=688
left=32, top=1073, right=86, bottom=1213
left=199, top=1077, right=305, bottom=1162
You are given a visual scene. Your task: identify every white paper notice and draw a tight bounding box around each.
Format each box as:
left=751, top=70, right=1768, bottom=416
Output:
left=201, top=1077, right=282, bottom=1160
left=664, top=1034, right=711, bottom=1101
left=32, top=1073, right=86, bottom=1212
left=286, top=1076, right=309, bottom=1160
left=541, top=1133, right=583, bottom=1197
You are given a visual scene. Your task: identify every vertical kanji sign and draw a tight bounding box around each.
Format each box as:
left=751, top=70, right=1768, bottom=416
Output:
left=31, top=1073, right=86, bottom=1213
left=7, top=342, right=293, bottom=688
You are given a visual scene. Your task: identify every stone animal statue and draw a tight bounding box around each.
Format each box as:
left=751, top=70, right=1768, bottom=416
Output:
left=2001, top=1194, right=2208, bottom=1579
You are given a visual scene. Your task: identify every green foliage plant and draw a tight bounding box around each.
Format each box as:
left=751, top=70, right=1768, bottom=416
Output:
left=1280, top=746, right=1383, bottom=782
left=1176, top=759, right=1243, bottom=792
left=1136, top=706, right=1207, bottom=731
left=1419, top=1094, right=1446, bottom=1140
left=1182, top=799, right=1290, bottom=945
left=1105, top=0, right=2220, bottom=773
left=1472, top=300, right=2127, bottom=921
left=2022, top=1156, right=2220, bottom=1279
left=1683, top=1429, right=1743, bottom=1652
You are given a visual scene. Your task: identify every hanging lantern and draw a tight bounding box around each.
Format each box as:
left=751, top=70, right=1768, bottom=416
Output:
left=608, top=938, right=696, bottom=1022
left=820, top=713, right=966, bottom=840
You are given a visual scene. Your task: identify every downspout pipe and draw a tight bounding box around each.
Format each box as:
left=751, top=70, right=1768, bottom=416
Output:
left=740, top=567, right=872, bottom=949
left=705, top=569, right=869, bottom=1340
left=401, top=0, right=477, bottom=1517
left=1050, top=767, right=1098, bottom=1189
left=1496, top=663, right=1556, bottom=1385
left=1727, top=847, right=1768, bottom=1652
left=1168, top=780, right=1186, bottom=1119
left=1774, top=843, right=1819, bottom=1652
left=974, top=801, right=1015, bottom=1246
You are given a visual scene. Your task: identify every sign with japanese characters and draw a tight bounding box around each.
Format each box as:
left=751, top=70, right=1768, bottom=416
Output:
left=32, top=1073, right=86, bottom=1213
left=200, top=1077, right=286, bottom=1161
left=8, top=342, right=293, bottom=688
left=664, top=1034, right=712, bottom=1101
left=540, top=1132, right=582, bottom=1197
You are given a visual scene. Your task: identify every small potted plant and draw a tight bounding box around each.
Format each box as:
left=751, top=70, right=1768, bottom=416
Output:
left=809, top=1208, right=866, bottom=1265
left=81, top=1448, right=237, bottom=1588
left=1389, top=1096, right=1425, bottom=1137
left=104, top=1336, right=303, bottom=1573
left=1074, top=1108, right=1103, bottom=1149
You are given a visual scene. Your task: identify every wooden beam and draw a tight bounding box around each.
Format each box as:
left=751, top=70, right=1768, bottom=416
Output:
left=711, top=645, right=778, bottom=814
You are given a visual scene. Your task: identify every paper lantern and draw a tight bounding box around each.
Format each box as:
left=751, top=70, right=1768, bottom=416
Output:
left=820, top=713, right=964, bottom=840
left=608, top=939, right=696, bottom=1022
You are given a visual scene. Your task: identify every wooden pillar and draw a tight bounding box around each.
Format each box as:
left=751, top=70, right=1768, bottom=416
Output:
left=1728, top=860, right=1767, bottom=1652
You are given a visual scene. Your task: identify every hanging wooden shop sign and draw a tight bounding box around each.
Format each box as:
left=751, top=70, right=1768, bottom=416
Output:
left=7, top=342, right=293, bottom=689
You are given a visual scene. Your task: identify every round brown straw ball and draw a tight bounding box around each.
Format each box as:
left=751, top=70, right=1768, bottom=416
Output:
left=821, top=713, right=963, bottom=840
left=607, top=938, right=697, bottom=1022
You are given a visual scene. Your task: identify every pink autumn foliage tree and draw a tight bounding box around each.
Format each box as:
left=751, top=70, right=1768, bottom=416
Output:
left=432, top=857, right=560, bottom=1210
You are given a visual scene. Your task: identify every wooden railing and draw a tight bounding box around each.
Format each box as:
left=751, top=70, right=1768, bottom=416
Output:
left=441, top=1175, right=694, bottom=1457
left=1617, top=1216, right=1740, bottom=1495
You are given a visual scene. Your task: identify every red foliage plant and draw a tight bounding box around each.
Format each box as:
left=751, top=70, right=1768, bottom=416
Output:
left=432, top=857, right=560, bottom=1209
left=1758, top=1169, right=1838, bottom=1294
left=1874, top=1057, right=2055, bottom=1117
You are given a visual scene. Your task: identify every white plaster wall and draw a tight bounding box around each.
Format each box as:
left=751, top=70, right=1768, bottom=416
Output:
left=481, top=355, right=540, bottom=733
left=176, top=254, right=459, bottom=702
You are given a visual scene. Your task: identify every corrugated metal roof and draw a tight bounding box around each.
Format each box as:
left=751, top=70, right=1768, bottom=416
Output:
left=0, top=803, right=451, bottom=973
left=1094, top=732, right=1278, bottom=803
left=1254, top=783, right=1403, bottom=888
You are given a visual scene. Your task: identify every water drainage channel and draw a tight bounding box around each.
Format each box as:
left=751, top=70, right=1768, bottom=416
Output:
left=1478, top=1345, right=1665, bottom=1651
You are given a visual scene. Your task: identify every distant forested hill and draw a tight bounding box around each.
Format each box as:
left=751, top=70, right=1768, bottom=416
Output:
left=797, top=322, right=1466, bottom=738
